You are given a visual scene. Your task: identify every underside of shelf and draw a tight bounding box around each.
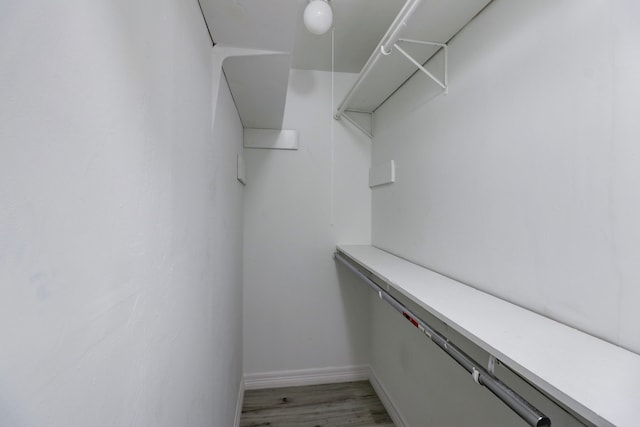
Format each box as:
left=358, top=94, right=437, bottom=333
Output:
left=335, top=0, right=492, bottom=136
left=342, top=40, right=446, bottom=114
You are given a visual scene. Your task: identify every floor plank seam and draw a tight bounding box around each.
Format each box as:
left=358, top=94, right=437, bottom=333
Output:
left=240, top=380, right=395, bottom=427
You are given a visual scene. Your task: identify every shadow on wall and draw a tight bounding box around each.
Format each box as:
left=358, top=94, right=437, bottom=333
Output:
left=334, top=258, right=372, bottom=365
left=289, top=70, right=318, bottom=96
left=0, top=390, right=26, bottom=427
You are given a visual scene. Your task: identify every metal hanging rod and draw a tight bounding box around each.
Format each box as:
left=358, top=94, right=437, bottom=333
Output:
left=334, top=251, right=551, bottom=427
left=334, top=0, right=425, bottom=120
left=334, top=0, right=449, bottom=126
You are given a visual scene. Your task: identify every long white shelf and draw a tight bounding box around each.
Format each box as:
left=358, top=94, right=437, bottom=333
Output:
left=337, top=244, right=640, bottom=427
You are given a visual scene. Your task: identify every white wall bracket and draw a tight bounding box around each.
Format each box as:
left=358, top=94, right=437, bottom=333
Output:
left=395, top=38, right=448, bottom=94
left=369, top=160, right=395, bottom=188
left=340, top=110, right=373, bottom=138
left=488, top=355, right=498, bottom=376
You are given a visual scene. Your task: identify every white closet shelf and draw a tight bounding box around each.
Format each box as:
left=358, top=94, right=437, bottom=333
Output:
left=334, top=0, right=492, bottom=136
left=223, top=52, right=290, bottom=130
left=336, top=244, right=640, bottom=427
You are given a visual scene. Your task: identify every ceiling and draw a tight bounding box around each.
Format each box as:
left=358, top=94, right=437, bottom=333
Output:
left=200, top=0, right=406, bottom=73
left=200, top=0, right=492, bottom=129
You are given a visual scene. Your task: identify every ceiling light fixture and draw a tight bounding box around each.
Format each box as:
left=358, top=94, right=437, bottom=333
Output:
left=303, top=0, right=333, bottom=35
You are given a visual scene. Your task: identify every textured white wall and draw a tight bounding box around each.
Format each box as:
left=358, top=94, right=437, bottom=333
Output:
left=370, top=0, right=640, bottom=425
left=373, top=0, right=640, bottom=354
left=243, top=70, right=372, bottom=376
left=0, top=2, right=244, bottom=426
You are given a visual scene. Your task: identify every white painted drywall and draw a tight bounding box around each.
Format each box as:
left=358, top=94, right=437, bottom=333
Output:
left=370, top=0, right=640, bottom=424
left=0, top=2, right=244, bottom=426
left=243, top=70, right=372, bottom=376
left=210, top=64, right=245, bottom=426
left=373, top=0, right=640, bottom=355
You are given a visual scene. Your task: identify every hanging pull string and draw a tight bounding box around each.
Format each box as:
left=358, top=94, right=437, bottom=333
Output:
left=330, top=26, right=335, bottom=227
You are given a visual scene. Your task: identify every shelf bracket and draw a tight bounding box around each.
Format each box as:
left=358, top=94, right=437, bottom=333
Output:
left=333, top=0, right=449, bottom=139
left=395, top=38, right=448, bottom=94
left=335, top=38, right=449, bottom=139
left=334, top=0, right=426, bottom=124
left=488, top=355, right=498, bottom=376
left=341, top=110, right=373, bottom=138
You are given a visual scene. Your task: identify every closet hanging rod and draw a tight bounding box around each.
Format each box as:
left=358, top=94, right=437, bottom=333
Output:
left=334, top=251, right=551, bottom=427
left=334, top=0, right=424, bottom=120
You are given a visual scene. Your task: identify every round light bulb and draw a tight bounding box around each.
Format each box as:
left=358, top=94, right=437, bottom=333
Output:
left=303, top=0, right=333, bottom=35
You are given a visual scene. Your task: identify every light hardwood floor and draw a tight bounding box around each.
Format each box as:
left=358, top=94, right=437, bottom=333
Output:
left=240, top=381, right=395, bottom=427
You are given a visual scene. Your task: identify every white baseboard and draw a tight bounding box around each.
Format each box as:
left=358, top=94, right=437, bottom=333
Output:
left=243, top=365, right=370, bottom=390
left=368, top=367, right=408, bottom=427
left=233, top=377, right=245, bottom=427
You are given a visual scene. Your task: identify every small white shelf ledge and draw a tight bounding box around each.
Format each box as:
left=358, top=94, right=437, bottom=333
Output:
left=334, top=0, right=492, bottom=137
left=336, top=244, right=640, bottom=427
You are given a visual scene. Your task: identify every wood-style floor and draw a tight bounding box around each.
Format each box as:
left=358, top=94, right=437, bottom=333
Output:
left=240, top=381, right=395, bottom=427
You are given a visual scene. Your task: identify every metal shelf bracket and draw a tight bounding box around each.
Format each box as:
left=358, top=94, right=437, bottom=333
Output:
left=395, top=38, right=448, bottom=94
left=333, top=0, right=450, bottom=139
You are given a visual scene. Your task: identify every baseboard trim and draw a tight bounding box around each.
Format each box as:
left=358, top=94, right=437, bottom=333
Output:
left=368, top=367, right=408, bottom=427
left=244, top=365, right=370, bottom=390
left=233, top=377, right=245, bottom=427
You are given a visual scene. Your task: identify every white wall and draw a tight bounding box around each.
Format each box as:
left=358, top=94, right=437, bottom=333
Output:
left=210, top=65, right=245, bottom=425
left=370, top=0, right=640, bottom=425
left=243, top=70, right=372, bottom=376
left=0, top=2, right=244, bottom=426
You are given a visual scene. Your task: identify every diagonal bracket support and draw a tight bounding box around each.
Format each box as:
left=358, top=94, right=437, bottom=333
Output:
left=393, top=38, right=448, bottom=94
